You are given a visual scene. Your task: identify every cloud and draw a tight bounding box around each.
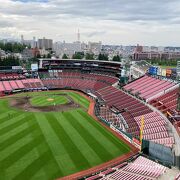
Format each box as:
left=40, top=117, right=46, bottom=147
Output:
left=85, top=31, right=107, bottom=38
left=0, top=20, right=14, bottom=28
left=13, top=0, right=48, bottom=2
left=0, top=0, right=180, bottom=45
left=0, top=0, right=179, bottom=23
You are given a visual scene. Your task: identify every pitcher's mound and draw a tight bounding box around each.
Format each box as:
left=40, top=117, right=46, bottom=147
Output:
left=47, top=98, right=54, bottom=101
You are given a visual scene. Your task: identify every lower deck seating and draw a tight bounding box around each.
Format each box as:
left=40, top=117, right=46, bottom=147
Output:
left=124, top=75, right=176, bottom=101
left=0, top=73, right=25, bottom=81
left=86, top=156, right=167, bottom=180
left=22, top=79, right=44, bottom=89
left=150, top=88, right=178, bottom=113
left=134, top=112, right=174, bottom=147
left=98, top=107, right=125, bottom=131
left=42, top=77, right=109, bottom=92
left=97, top=86, right=152, bottom=118
left=97, top=86, right=174, bottom=147
left=0, top=78, right=44, bottom=93
left=39, top=71, right=119, bottom=85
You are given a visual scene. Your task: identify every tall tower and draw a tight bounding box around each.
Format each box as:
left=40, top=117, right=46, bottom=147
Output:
left=21, top=35, right=24, bottom=44
left=32, top=36, right=36, bottom=48
left=77, top=29, right=80, bottom=42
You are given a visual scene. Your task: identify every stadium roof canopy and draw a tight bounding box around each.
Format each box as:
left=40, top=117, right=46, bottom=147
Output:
left=38, top=58, right=122, bottom=65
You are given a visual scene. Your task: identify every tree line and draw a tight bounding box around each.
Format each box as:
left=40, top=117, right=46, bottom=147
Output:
left=147, top=58, right=178, bottom=66
left=0, top=56, right=20, bottom=66
left=62, top=52, right=121, bottom=62
left=0, top=42, right=27, bottom=53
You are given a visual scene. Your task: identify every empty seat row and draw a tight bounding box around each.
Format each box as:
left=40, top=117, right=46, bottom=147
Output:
left=124, top=75, right=176, bottom=100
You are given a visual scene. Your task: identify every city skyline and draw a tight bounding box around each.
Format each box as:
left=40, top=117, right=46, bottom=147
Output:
left=0, top=0, right=180, bottom=46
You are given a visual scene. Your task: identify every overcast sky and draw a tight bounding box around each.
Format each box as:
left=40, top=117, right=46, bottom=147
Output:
left=0, top=0, right=180, bottom=46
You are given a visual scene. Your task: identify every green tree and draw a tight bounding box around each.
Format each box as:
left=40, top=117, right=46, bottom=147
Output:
left=62, top=54, right=69, bottom=59
left=85, top=53, right=94, bottom=60
left=112, top=55, right=121, bottom=62
left=36, top=54, right=41, bottom=58
left=0, top=56, right=20, bottom=66
left=0, top=42, right=27, bottom=53
left=47, top=53, right=51, bottom=58
left=72, top=52, right=84, bottom=59
left=98, top=53, right=108, bottom=61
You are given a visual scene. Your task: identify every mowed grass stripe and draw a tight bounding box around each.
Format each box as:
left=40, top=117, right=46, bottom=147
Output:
left=0, top=122, right=30, bottom=143
left=30, top=96, right=46, bottom=104
left=0, top=134, right=33, bottom=161
left=0, top=114, right=33, bottom=136
left=30, top=95, right=68, bottom=107
left=54, top=113, right=102, bottom=166
left=35, top=113, right=77, bottom=176
left=72, top=110, right=124, bottom=156
left=13, top=151, right=51, bottom=180
left=78, top=110, right=130, bottom=153
left=60, top=112, right=113, bottom=162
left=0, top=100, right=11, bottom=112
left=0, top=113, right=26, bottom=129
left=46, top=114, right=91, bottom=172
left=69, top=92, right=89, bottom=109
left=28, top=114, right=64, bottom=179
left=0, top=112, right=24, bottom=126
left=4, top=144, right=44, bottom=180
left=53, top=97, right=68, bottom=105
left=1, top=134, right=44, bottom=169
left=0, top=91, right=132, bottom=180
left=0, top=124, right=37, bottom=151
left=0, top=111, right=19, bottom=124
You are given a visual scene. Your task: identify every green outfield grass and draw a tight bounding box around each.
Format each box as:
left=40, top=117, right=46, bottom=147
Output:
left=0, top=91, right=131, bottom=180
left=160, top=65, right=177, bottom=69
left=30, top=95, right=68, bottom=107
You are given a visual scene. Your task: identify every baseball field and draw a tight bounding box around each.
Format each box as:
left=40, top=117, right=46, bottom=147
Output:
left=0, top=91, right=131, bottom=180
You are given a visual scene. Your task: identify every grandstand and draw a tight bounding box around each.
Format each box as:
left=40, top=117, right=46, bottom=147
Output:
left=0, top=59, right=179, bottom=179
left=150, top=88, right=178, bottom=114
left=41, top=72, right=118, bottom=92
left=0, top=72, right=25, bottom=80
left=124, top=75, right=177, bottom=102
left=68, top=155, right=174, bottom=180
left=0, top=78, right=45, bottom=94
left=103, top=156, right=167, bottom=179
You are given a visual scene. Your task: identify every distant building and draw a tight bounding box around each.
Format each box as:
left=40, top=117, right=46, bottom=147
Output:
left=88, top=41, right=102, bottom=55
left=31, top=48, right=40, bottom=57
left=38, top=37, right=53, bottom=50
left=31, top=37, right=37, bottom=48
left=143, top=46, right=151, bottom=52
left=158, top=46, right=164, bottom=52
left=0, top=49, right=6, bottom=59
left=135, top=44, right=143, bottom=53
left=22, top=48, right=40, bottom=60
left=20, top=35, right=38, bottom=48
left=133, top=44, right=180, bottom=60
left=133, top=51, right=180, bottom=60
left=53, top=41, right=81, bottom=57
left=22, top=48, right=34, bottom=60
left=39, top=48, right=49, bottom=56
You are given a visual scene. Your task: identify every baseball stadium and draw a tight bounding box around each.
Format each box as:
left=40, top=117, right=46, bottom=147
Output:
left=0, top=59, right=180, bottom=180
